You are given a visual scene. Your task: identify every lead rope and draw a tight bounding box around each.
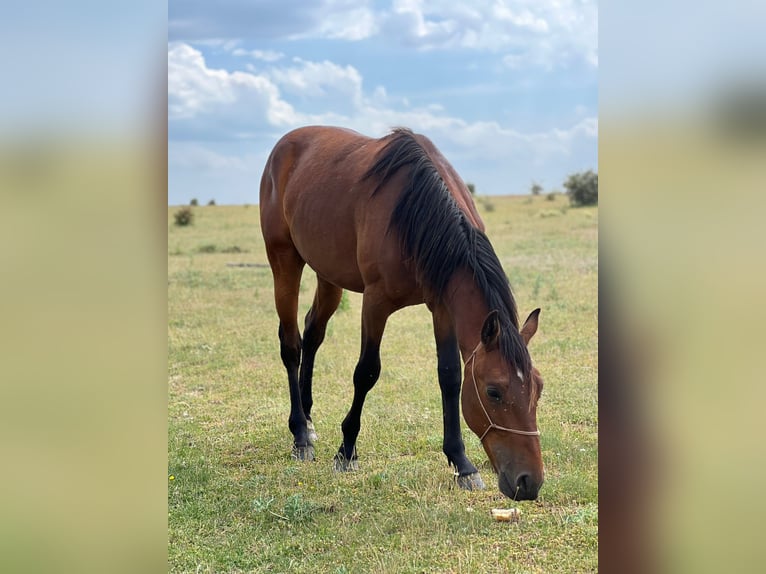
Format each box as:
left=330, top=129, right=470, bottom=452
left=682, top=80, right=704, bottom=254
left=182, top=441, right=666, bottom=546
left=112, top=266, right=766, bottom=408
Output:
left=465, top=343, right=541, bottom=441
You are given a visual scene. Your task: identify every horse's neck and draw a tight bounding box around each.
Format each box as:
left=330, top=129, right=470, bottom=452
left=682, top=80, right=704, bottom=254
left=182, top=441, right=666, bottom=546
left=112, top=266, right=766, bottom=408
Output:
left=443, top=272, right=491, bottom=362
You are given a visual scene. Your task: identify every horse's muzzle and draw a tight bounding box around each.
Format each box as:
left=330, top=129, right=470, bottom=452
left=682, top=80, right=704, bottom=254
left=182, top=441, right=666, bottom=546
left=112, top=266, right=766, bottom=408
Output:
left=498, top=469, right=543, bottom=500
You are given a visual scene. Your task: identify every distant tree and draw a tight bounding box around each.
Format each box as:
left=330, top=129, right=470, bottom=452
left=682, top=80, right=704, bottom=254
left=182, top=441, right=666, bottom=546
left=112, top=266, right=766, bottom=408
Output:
left=564, top=170, right=598, bottom=206
left=190, top=198, right=199, bottom=206
left=530, top=182, right=543, bottom=196
left=466, top=182, right=476, bottom=195
left=174, top=207, right=194, bottom=226
left=208, top=199, right=216, bottom=206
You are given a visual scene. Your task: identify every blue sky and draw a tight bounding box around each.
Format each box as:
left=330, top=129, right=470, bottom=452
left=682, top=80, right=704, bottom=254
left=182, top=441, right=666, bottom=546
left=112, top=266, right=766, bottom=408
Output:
left=168, top=0, right=597, bottom=205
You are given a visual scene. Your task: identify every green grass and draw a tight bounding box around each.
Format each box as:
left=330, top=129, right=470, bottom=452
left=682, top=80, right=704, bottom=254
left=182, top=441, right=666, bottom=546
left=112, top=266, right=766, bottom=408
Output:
left=168, top=194, right=597, bottom=573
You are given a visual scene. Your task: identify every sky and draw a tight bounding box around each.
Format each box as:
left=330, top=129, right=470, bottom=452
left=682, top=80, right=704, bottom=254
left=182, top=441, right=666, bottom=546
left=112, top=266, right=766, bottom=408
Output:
left=168, top=0, right=598, bottom=205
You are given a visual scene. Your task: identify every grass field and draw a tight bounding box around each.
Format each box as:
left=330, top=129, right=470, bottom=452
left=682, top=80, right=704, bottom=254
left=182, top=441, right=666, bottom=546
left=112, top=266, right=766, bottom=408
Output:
left=168, top=193, right=597, bottom=573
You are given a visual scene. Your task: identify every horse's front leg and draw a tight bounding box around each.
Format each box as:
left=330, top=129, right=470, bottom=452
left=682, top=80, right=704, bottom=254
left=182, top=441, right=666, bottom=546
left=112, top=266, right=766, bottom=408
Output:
left=433, top=310, right=485, bottom=491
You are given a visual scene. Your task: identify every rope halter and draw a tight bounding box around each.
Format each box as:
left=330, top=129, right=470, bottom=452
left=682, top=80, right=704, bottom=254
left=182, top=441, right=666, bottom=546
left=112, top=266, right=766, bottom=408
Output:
left=465, top=343, right=541, bottom=441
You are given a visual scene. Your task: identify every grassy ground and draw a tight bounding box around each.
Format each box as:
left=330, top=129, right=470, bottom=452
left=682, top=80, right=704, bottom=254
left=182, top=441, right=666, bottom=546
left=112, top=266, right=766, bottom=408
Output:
left=168, top=193, right=597, bottom=573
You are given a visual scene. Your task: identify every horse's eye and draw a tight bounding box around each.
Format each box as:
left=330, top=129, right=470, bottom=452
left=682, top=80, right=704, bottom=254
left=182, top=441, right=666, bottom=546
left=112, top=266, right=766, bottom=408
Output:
left=486, top=386, right=503, bottom=401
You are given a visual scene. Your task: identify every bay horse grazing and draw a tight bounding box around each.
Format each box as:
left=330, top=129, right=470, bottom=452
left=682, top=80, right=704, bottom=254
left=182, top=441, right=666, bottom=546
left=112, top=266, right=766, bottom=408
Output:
left=260, top=126, right=545, bottom=500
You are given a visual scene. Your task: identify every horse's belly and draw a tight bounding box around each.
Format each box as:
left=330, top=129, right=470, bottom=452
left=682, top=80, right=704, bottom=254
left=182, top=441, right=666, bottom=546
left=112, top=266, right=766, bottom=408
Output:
left=288, top=210, right=366, bottom=293
left=304, top=253, right=366, bottom=293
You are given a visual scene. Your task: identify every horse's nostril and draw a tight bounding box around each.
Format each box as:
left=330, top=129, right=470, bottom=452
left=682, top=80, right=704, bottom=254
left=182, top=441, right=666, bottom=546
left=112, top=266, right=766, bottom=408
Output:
left=515, top=473, right=531, bottom=494
left=499, top=471, right=540, bottom=500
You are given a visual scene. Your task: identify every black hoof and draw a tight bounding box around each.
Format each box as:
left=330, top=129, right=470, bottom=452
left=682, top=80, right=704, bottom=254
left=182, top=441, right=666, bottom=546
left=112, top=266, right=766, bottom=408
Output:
left=456, top=472, right=485, bottom=491
left=291, top=444, right=315, bottom=461
left=333, top=449, right=359, bottom=472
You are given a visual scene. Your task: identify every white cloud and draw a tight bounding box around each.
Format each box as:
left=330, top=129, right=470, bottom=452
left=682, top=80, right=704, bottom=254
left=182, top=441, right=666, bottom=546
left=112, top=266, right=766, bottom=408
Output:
left=168, top=43, right=387, bottom=141
left=168, top=40, right=596, bottom=202
left=231, top=48, right=285, bottom=62
left=267, top=58, right=365, bottom=110
left=401, top=115, right=597, bottom=163
left=376, top=0, right=596, bottom=69
left=491, top=2, right=548, bottom=33
left=168, top=1, right=597, bottom=204
left=169, top=1, right=597, bottom=70
left=168, top=42, right=298, bottom=132
left=301, top=2, right=378, bottom=40
left=169, top=0, right=331, bottom=42
left=385, top=0, right=459, bottom=47
left=169, top=41, right=596, bottom=156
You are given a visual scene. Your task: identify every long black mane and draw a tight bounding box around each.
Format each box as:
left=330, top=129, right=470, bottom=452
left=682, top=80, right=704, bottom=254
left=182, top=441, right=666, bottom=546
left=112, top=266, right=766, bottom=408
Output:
left=363, top=128, right=531, bottom=377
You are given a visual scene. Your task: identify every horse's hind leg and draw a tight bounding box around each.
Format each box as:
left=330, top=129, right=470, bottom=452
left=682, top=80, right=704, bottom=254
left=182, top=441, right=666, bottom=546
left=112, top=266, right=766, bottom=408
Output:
left=334, top=289, right=393, bottom=471
left=265, top=244, right=313, bottom=460
left=299, top=277, right=343, bottom=442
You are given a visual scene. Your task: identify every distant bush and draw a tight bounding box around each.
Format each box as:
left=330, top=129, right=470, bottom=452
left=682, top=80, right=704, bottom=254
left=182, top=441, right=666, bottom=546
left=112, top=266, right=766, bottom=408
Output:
left=530, top=182, right=543, bottom=196
left=546, top=191, right=557, bottom=201
left=208, top=199, right=216, bottom=206
left=174, top=207, right=194, bottom=226
left=480, top=197, right=495, bottom=212
left=466, top=183, right=476, bottom=195
left=190, top=198, right=198, bottom=206
left=564, top=170, right=598, bottom=206
left=196, top=244, right=249, bottom=254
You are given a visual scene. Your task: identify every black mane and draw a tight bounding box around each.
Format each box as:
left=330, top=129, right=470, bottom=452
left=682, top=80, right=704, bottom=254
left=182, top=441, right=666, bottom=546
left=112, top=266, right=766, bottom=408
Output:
left=363, top=128, right=531, bottom=377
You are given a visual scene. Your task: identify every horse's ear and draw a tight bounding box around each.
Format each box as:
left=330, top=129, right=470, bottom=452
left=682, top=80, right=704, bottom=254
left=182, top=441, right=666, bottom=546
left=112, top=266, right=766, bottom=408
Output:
left=520, top=308, right=541, bottom=345
left=481, top=310, right=501, bottom=349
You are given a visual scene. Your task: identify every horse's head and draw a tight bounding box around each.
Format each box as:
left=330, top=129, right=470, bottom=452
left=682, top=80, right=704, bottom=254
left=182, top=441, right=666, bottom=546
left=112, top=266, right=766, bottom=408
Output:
left=462, top=309, right=544, bottom=500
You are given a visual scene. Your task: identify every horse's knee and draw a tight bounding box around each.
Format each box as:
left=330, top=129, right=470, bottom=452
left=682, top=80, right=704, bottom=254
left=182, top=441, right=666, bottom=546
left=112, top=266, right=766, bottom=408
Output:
left=301, top=322, right=326, bottom=355
left=437, top=365, right=461, bottom=396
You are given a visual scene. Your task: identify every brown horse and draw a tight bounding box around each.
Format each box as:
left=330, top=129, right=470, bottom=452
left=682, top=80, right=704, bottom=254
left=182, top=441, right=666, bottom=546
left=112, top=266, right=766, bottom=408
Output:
left=260, top=126, right=544, bottom=499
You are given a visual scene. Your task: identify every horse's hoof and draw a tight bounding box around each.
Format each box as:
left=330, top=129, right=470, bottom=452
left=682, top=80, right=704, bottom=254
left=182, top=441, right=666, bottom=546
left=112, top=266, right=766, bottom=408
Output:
left=291, top=444, right=315, bottom=462
left=456, top=472, right=485, bottom=491
left=333, top=451, right=359, bottom=472
left=307, top=421, right=318, bottom=444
